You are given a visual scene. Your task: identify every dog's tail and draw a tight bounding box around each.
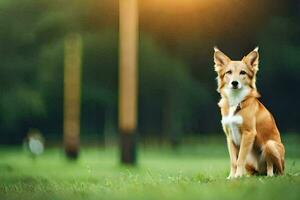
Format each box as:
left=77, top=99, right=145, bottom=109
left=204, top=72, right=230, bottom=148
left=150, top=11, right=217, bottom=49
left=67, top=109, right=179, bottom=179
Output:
left=263, top=140, right=285, bottom=175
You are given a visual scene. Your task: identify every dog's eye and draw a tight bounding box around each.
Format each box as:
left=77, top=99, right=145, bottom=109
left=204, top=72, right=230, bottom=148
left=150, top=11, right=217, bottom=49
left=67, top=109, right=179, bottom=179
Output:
left=226, top=70, right=232, bottom=75
left=240, top=70, right=246, bottom=75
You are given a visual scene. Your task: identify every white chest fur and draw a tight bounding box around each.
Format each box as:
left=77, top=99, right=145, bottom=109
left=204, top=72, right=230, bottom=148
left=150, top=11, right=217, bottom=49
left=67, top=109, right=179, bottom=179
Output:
left=221, top=106, right=243, bottom=146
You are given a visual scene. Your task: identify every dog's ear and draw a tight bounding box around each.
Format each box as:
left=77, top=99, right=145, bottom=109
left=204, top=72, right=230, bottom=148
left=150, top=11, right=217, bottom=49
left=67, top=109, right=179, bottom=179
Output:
left=214, top=47, right=231, bottom=72
left=243, top=47, right=259, bottom=71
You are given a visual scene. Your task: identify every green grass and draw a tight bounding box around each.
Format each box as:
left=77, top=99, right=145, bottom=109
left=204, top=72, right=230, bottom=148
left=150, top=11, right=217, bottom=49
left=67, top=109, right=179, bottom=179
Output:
left=0, top=135, right=300, bottom=200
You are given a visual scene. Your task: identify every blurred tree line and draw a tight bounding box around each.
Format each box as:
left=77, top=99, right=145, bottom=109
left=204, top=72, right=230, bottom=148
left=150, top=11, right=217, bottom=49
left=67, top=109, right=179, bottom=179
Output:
left=0, top=0, right=299, bottom=144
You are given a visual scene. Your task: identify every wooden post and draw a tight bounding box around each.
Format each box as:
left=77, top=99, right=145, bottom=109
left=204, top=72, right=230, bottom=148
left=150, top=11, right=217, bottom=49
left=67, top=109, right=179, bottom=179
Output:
left=119, top=0, right=138, bottom=164
left=63, top=33, right=82, bottom=159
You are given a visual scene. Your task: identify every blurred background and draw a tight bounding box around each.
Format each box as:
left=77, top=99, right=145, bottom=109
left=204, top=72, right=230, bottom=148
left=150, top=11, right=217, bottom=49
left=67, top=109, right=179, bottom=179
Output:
left=0, top=0, right=299, bottom=146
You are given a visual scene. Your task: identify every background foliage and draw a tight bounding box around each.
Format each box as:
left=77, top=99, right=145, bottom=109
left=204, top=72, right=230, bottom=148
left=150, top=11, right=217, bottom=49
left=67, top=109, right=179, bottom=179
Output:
left=0, top=0, right=299, bottom=144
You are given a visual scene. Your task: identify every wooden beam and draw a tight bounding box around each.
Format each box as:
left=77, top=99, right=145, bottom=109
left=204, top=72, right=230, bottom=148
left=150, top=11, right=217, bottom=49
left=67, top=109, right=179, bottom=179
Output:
left=63, top=33, right=82, bottom=159
left=119, top=0, right=138, bottom=164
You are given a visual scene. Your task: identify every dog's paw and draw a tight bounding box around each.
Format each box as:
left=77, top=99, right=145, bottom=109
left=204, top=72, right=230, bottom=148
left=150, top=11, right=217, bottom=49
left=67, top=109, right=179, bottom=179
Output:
left=267, top=172, right=274, bottom=177
left=226, top=170, right=236, bottom=179
left=226, top=174, right=235, bottom=179
left=234, top=168, right=246, bottom=178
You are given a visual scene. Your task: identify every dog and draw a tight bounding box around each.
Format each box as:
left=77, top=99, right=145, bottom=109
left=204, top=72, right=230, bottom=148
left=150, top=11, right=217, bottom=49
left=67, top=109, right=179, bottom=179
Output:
left=213, top=47, right=285, bottom=178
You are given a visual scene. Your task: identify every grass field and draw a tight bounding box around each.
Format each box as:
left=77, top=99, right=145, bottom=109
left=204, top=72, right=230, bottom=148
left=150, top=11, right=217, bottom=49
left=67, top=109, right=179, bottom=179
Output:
left=0, top=135, right=300, bottom=200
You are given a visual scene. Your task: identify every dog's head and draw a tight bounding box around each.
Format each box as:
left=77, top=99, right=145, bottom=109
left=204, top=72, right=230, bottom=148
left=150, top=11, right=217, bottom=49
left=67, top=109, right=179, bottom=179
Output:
left=213, top=47, right=259, bottom=94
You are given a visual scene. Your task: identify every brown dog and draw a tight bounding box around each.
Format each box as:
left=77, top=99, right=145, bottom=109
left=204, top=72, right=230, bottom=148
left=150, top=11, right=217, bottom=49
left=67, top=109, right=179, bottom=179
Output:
left=214, top=47, right=285, bottom=178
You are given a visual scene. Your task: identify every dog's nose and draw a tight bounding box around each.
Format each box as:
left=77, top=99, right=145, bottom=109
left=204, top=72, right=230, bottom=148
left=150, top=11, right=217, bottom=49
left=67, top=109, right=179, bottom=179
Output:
left=231, top=81, right=239, bottom=88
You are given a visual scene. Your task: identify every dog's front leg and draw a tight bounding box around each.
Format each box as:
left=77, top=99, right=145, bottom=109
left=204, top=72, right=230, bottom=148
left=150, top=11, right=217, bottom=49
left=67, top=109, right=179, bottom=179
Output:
left=235, top=130, right=256, bottom=178
left=226, top=137, right=238, bottom=179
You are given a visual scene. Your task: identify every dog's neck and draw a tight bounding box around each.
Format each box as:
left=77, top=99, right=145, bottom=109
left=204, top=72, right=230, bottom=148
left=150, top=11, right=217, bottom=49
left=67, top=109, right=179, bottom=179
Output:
left=223, top=87, right=251, bottom=107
